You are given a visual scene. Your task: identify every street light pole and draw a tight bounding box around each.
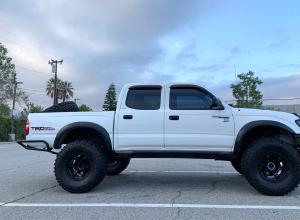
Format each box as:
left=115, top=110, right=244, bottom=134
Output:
left=10, top=80, right=23, bottom=139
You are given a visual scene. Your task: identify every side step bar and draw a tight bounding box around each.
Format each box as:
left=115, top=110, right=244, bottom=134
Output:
left=17, top=140, right=58, bottom=155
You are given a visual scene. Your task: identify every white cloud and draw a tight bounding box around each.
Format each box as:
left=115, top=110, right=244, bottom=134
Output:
left=1, top=0, right=300, bottom=111
left=1, top=0, right=215, bottom=110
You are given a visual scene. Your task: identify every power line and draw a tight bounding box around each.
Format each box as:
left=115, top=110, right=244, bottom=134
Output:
left=23, top=88, right=45, bottom=93
left=26, top=93, right=46, bottom=96
left=25, top=92, right=45, bottom=95
left=23, top=88, right=46, bottom=95
left=15, top=65, right=51, bottom=76
left=24, top=90, right=46, bottom=95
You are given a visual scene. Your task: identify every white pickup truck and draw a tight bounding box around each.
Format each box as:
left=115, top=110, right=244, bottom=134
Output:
left=18, top=83, right=300, bottom=195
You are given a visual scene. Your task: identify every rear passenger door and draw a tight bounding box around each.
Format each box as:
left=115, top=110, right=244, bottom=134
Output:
left=116, top=85, right=164, bottom=151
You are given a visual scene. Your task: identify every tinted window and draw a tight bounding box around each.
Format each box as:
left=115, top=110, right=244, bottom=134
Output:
left=170, top=88, right=213, bottom=110
left=126, top=88, right=161, bottom=110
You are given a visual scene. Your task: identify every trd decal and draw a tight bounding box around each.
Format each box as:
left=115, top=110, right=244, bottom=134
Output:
left=31, top=127, right=55, bottom=131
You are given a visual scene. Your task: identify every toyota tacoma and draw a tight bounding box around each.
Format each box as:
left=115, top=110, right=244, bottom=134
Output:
left=18, top=83, right=300, bottom=195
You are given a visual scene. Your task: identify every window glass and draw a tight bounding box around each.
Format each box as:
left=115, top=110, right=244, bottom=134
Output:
left=126, top=88, right=161, bottom=110
left=170, top=88, right=213, bottom=110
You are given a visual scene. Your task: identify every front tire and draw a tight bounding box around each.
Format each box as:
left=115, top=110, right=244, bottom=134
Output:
left=54, top=140, right=107, bottom=193
left=241, top=137, right=300, bottom=196
left=107, top=158, right=130, bottom=175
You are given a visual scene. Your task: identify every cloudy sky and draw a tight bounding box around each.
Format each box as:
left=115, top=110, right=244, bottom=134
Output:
left=1, top=0, right=300, bottom=110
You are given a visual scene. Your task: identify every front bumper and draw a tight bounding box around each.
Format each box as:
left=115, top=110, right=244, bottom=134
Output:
left=17, top=140, right=57, bottom=155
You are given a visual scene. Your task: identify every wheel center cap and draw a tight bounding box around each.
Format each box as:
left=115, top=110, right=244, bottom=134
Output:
left=267, top=162, right=276, bottom=171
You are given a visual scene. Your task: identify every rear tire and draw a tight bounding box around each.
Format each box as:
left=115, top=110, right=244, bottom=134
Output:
left=241, top=137, right=300, bottom=196
left=107, top=158, right=130, bottom=176
left=54, top=139, right=107, bottom=193
left=230, top=159, right=243, bottom=174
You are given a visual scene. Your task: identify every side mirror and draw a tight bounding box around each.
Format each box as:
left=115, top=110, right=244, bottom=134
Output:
left=211, top=97, right=224, bottom=110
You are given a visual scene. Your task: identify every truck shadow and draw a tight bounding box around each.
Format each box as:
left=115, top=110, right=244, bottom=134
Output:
left=94, top=172, right=300, bottom=201
left=99, top=172, right=254, bottom=195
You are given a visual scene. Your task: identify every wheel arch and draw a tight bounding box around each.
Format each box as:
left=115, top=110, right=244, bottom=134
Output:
left=234, top=120, right=295, bottom=156
left=53, top=122, right=112, bottom=154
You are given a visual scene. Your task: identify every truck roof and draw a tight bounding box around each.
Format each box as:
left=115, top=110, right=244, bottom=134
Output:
left=123, top=82, right=206, bottom=87
left=122, top=83, right=212, bottom=93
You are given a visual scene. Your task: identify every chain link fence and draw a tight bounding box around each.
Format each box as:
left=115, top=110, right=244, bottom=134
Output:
left=225, top=98, right=300, bottom=114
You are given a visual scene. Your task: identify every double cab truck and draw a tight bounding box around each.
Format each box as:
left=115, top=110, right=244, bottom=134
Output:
left=18, top=83, right=300, bottom=195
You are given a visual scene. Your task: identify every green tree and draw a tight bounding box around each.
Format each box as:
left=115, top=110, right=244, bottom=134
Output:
left=46, top=77, right=61, bottom=99
left=46, top=77, right=74, bottom=102
left=0, top=102, right=27, bottom=141
left=230, top=70, right=263, bottom=108
left=0, top=43, right=15, bottom=103
left=21, top=102, right=44, bottom=118
left=0, top=102, right=10, bottom=117
left=0, top=103, right=10, bottom=141
left=0, top=42, right=27, bottom=104
left=59, top=81, right=74, bottom=102
left=102, top=83, right=117, bottom=111
left=78, top=104, right=92, bottom=112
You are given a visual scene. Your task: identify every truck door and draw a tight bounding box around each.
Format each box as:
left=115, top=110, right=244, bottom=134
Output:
left=115, top=85, right=164, bottom=151
left=164, top=85, right=235, bottom=152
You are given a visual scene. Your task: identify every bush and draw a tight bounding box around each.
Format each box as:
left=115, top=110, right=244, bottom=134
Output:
left=0, top=117, right=25, bottom=141
left=0, top=116, right=10, bottom=141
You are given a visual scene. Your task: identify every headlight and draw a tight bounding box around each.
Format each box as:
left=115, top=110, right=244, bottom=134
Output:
left=296, top=119, right=300, bottom=127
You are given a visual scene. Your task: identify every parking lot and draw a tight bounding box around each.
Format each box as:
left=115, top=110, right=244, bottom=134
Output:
left=0, top=143, right=300, bottom=219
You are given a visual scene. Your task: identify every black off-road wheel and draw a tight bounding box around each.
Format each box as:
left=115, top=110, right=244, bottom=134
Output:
left=230, top=159, right=243, bottom=174
left=107, top=158, right=130, bottom=176
left=241, top=137, right=300, bottom=196
left=54, top=140, right=107, bottom=193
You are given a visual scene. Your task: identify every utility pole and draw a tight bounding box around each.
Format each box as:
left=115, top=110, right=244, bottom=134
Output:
left=10, top=78, right=23, bottom=141
left=48, top=59, right=63, bottom=105
left=234, top=64, right=237, bottom=80
left=74, top=98, right=80, bottom=104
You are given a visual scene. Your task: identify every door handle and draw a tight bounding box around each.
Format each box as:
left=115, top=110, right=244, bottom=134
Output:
left=169, top=115, right=179, bottom=120
left=123, top=115, right=133, bottom=119
left=212, top=116, right=230, bottom=122
left=212, top=116, right=230, bottom=119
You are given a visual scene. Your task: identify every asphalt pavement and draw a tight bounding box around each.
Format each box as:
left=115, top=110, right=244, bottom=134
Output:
left=1, top=142, right=300, bottom=220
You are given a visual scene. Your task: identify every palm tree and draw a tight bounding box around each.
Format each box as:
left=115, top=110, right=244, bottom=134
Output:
left=46, top=77, right=62, bottom=99
left=46, top=77, right=74, bottom=102
left=59, top=80, right=74, bottom=102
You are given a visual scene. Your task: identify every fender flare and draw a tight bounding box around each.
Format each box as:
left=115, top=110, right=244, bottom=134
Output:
left=234, top=120, right=295, bottom=155
left=53, top=122, right=112, bottom=153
